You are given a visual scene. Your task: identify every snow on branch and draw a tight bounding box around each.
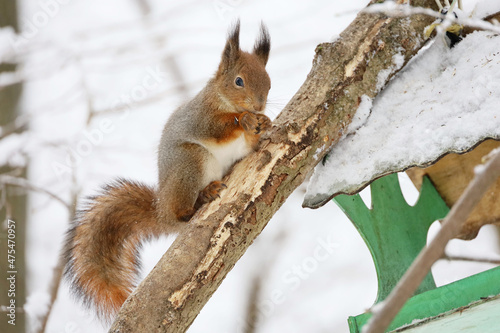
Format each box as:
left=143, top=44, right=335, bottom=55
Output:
left=304, top=30, right=500, bottom=208
left=364, top=2, right=500, bottom=34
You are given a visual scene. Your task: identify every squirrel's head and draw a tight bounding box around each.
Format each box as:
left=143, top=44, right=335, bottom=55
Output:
left=215, top=21, right=271, bottom=113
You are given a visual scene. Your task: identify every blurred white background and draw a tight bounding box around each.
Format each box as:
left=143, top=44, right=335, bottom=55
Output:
left=1, top=0, right=499, bottom=332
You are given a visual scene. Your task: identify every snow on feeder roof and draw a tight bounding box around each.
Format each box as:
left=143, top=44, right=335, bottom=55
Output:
left=303, top=31, right=500, bottom=209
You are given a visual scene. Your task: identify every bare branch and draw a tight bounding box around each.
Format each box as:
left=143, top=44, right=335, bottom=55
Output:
left=0, top=115, right=29, bottom=140
left=134, top=0, right=190, bottom=101
left=73, top=0, right=200, bottom=41
left=92, top=79, right=203, bottom=117
left=0, top=175, right=70, bottom=210
left=134, top=0, right=151, bottom=15
left=0, top=53, right=72, bottom=89
left=364, top=148, right=500, bottom=333
left=365, top=3, right=500, bottom=33
left=441, top=253, right=500, bottom=265
left=38, top=191, right=78, bottom=333
left=38, top=257, right=65, bottom=333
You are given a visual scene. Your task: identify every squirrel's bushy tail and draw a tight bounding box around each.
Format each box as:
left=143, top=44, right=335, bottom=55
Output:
left=63, top=178, right=159, bottom=321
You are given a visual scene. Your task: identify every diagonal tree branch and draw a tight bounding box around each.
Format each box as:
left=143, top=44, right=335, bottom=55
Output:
left=109, top=0, right=439, bottom=331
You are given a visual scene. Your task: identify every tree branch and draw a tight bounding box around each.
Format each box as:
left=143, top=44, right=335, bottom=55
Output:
left=0, top=175, right=70, bottom=210
left=109, top=0, right=439, bottom=331
left=442, top=253, right=500, bottom=266
left=38, top=190, right=78, bottom=333
left=364, top=148, right=500, bottom=333
left=366, top=3, right=500, bottom=34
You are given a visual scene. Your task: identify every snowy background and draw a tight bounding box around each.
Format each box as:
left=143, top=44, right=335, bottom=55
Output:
left=1, top=0, right=500, bottom=332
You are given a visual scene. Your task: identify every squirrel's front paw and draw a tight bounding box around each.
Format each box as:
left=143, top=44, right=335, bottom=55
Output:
left=197, top=181, right=227, bottom=205
left=240, top=112, right=272, bottom=135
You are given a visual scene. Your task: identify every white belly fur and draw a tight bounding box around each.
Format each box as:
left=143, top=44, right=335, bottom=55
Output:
left=200, top=134, right=252, bottom=185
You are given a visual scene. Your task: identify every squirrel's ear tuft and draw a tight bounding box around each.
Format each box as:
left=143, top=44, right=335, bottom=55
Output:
left=253, top=22, right=270, bottom=66
left=219, top=20, right=241, bottom=74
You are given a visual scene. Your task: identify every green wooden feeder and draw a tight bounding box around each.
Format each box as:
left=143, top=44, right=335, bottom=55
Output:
left=331, top=172, right=500, bottom=332
left=300, top=23, right=500, bottom=330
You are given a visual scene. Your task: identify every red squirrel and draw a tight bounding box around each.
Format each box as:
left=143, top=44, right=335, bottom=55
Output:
left=63, top=21, right=272, bottom=321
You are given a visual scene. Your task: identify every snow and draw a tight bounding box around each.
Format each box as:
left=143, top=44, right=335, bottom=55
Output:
left=347, top=95, right=372, bottom=135
left=305, top=30, right=500, bottom=207
left=376, top=48, right=405, bottom=91
left=473, top=0, right=500, bottom=18
left=3, top=0, right=500, bottom=332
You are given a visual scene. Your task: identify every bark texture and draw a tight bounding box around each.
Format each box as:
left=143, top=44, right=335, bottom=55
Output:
left=109, top=1, right=438, bottom=331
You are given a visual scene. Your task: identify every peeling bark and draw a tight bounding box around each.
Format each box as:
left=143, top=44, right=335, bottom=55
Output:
left=109, top=1, right=438, bottom=331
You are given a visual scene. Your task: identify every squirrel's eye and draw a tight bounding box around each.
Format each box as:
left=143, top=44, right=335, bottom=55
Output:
left=235, top=77, right=244, bottom=87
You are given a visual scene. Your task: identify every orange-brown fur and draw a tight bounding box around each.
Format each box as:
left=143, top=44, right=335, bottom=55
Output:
left=63, top=21, right=271, bottom=321
left=64, top=179, right=163, bottom=321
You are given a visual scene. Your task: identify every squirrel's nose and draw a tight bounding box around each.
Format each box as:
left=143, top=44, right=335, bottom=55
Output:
left=253, top=104, right=263, bottom=112
left=253, top=99, right=266, bottom=112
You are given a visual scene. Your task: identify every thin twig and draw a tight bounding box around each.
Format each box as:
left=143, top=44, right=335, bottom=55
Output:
left=0, top=175, right=70, bottom=210
left=0, top=53, right=72, bottom=89
left=244, top=275, right=263, bottom=333
left=73, top=0, right=200, bottom=41
left=242, top=230, right=288, bottom=333
left=0, top=115, right=29, bottom=140
left=441, top=254, right=500, bottom=265
left=135, top=0, right=151, bottom=15
left=134, top=0, right=190, bottom=101
left=364, top=148, right=500, bottom=333
left=93, top=79, right=203, bottom=117
left=38, top=190, right=78, bottom=333
left=365, top=4, right=500, bottom=34
left=38, top=257, right=65, bottom=333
